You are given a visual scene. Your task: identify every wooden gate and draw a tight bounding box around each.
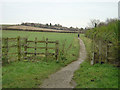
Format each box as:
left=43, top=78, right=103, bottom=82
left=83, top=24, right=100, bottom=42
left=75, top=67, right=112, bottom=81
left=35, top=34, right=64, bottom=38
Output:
left=2, top=37, right=59, bottom=64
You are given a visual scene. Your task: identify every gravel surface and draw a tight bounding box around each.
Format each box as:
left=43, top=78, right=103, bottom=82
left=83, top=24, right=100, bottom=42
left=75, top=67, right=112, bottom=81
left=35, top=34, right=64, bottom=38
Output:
left=39, top=38, right=87, bottom=88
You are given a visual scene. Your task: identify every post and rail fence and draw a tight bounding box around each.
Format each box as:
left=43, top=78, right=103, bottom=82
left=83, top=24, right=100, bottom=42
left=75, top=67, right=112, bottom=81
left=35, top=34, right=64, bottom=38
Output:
left=90, top=37, right=118, bottom=66
left=2, top=36, right=59, bottom=64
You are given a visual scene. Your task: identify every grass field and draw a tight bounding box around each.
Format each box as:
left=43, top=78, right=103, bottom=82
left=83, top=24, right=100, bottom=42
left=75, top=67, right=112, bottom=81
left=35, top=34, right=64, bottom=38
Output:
left=73, top=34, right=118, bottom=88
left=2, top=30, right=80, bottom=88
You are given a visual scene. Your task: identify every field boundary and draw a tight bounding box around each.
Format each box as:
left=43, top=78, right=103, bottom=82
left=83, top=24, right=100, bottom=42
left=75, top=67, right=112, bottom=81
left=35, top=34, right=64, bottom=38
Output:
left=89, top=36, right=118, bottom=66
left=2, top=36, right=59, bottom=64
left=3, top=28, right=83, bottom=33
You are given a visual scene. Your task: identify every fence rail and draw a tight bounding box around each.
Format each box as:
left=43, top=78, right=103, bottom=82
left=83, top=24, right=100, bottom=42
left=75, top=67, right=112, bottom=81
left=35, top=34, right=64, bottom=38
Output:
left=90, top=37, right=118, bottom=66
left=2, top=36, right=59, bottom=64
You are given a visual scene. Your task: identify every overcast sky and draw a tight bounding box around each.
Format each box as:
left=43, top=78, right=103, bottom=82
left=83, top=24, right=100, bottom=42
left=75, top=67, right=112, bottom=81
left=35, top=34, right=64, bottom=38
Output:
left=0, top=0, right=119, bottom=28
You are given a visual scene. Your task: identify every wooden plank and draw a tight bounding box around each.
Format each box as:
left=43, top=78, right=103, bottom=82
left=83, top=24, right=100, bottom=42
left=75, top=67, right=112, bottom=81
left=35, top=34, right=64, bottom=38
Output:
left=108, top=43, right=113, bottom=46
left=27, top=53, right=44, bottom=54
left=98, top=40, right=102, bottom=63
left=2, top=46, right=7, bottom=48
left=27, top=47, right=55, bottom=49
left=107, top=51, right=112, bottom=53
left=2, top=38, right=16, bottom=40
left=27, top=46, right=34, bottom=48
left=92, top=36, right=95, bottom=65
left=17, top=36, right=21, bottom=61
left=24, top=38, right=27, bottom=60
left=8, top=45, right=17, bottom=47
left=38, top=47, right=55, bottom=49
left=48, top=41, right=56, bottom=43
left=27, top=52, right=55, bottom=55
left=3, top=37, right=9, bottom=63
left=9, top=38, right=17, bottom=40
left=55, top=40, right=59, bottom=61
left=107, top=57, right=116, bottom=60
left=105, top=42, right=108, bottom=63
left=27, top=41, right=34, bottom=43
left=45, top=38, right=48, bottom=62
left=37, top=41, right=46, bottom=43
left=35, top=37, right=37, bottom=56
left=8, top=53, right=17, bottom=55
left=26, top=40, right=56, bottom=43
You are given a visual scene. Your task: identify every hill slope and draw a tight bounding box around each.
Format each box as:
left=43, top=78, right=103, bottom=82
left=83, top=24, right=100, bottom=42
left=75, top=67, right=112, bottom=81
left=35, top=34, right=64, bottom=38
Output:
left=3, top=25, right=78, bottom=33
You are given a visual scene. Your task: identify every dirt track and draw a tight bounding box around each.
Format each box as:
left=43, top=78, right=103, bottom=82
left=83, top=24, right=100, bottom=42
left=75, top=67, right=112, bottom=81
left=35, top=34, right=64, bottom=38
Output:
left=39, top=38, right=87, bottom=88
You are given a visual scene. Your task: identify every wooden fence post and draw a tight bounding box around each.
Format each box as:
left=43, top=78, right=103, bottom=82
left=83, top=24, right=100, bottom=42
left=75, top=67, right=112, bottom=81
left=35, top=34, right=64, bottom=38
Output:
left=4, top=38, right=8, bottom=63
left=107, top=42, right=112, bottom=63
left=62, top=39, right=66, bottom=54
left=55, top=40, right=59, bottom=61
left=34, top=37, right=37, bottom=56
left=45, top=38, right=48, bottom=61
left=91, top=35, right=95, bottom=65
left=17, top=36, right=21, bottom=61
left=105, top=41, right=108, bottom=63
left=24, top=38, right=27, bottom=60
left=99, top=40, right=102, bottom=63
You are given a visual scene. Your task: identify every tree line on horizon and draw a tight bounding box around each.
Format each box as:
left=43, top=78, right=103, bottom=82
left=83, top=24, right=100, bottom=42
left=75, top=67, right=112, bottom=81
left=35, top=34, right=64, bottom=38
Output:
left=21, top=22, right=84, bottom=31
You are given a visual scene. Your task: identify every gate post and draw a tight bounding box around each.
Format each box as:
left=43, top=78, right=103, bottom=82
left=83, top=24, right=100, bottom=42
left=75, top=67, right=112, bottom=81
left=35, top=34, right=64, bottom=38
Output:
left=24, top=38, right=27, bottom=60
left=45, top=38, right=48, bottom=62
left=17, top=36, right=21, bottom=61
left=55, top=40, right=59, bottom=62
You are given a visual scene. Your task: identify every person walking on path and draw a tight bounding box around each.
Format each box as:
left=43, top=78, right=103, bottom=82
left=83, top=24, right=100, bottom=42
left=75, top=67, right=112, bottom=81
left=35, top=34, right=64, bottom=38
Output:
left=78, top=34, right=79, bottom=38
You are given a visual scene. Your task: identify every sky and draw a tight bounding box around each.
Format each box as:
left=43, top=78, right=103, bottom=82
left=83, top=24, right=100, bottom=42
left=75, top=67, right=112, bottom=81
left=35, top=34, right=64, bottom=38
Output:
left=0, top=0, right=119, bottom=28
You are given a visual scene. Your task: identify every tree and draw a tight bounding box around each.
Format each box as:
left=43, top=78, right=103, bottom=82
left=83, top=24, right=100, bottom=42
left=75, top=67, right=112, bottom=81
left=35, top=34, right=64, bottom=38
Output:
left=89, top=19, right=100, bottom=28
left=106, top=18, right=117, bottom=24
left=98, top=22, right=106, bottom=27
left=80, top=28, right=83, bottom=30
left=50, top=23, right=52, bottom=26
left=54, top=24, right=57, bottom=26
left=46, top=23, right=48, bottom=26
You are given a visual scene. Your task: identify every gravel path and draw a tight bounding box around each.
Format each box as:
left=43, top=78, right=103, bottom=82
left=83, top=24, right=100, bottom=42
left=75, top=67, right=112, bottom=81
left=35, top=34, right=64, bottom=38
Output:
left=39, top=38, right=87, bottom=88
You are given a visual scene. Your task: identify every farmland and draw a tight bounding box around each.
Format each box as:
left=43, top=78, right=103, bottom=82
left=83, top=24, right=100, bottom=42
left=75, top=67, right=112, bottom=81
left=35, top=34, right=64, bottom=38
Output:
left=2, top=19, right=119, bottom=88
left=2, top=30, right=80, bottom=88
left=3, top=25, right=79, bottom=33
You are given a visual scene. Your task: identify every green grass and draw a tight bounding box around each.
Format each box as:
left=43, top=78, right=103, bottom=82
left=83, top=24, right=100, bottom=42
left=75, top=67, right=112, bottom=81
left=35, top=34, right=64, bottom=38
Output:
left=2, top=30, right=80, bottom=88
left=73, top=61, right=118, bottom=88
left=2, top=61, right=62, bottom=88
left=73, top=34, right=118, bottom=88
left=2, top=30, right=80, bottom=64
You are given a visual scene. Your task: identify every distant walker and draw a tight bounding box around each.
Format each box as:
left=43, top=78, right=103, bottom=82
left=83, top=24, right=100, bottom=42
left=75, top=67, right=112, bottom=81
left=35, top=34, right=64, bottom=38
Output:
left=78, top=34, right=79, bottom=38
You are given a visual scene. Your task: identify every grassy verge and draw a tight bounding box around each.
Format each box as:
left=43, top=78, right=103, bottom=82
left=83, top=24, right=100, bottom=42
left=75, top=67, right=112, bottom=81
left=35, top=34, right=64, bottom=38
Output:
left=2, top=61, right=61, bottom=88
left=2, top=30, right=80, bottom=88
left=73, top=34, right=118, bottom=88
